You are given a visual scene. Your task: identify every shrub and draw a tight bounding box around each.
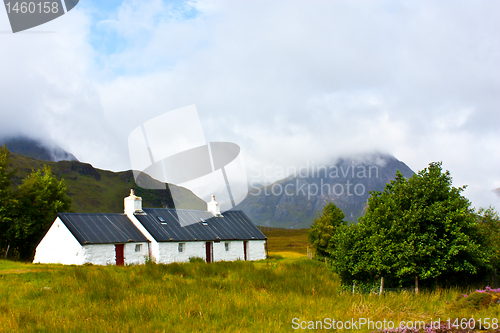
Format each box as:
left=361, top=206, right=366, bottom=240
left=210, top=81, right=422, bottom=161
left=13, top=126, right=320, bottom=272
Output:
left=267, top=254, right=283, bottom=260
left=189, top=257, right=205, bottom=263
left=451, top=286, right=500, bottom=310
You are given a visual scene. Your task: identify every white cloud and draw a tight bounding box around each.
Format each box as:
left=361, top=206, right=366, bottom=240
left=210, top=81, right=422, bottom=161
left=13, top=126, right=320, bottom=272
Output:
left=1, top=0, right=499, bottom=208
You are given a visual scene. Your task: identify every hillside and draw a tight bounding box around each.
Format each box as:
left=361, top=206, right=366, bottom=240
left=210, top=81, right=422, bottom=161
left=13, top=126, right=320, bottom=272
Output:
left=235, top=153, right=414, bottom=228
left=0, top=136, right=78, bottom=162
left=7, top=151, right=206, bottom=213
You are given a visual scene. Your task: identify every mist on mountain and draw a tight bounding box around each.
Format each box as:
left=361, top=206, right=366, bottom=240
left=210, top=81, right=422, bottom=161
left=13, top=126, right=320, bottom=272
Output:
left=0, top=136, right=78, bottom=162
left=235, top=153, right=414, bottom=228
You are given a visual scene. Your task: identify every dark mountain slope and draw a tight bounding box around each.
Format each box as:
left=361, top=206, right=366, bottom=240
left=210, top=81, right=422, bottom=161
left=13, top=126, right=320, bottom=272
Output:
left=8, top=151, right=206, bottom=214
left=234, top=153, right=414, bottom=228
left=0, top=136, right=78, bottom=162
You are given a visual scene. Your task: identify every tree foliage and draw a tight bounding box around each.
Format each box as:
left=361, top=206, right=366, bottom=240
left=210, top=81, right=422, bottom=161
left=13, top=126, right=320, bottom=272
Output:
left=308, top=202, right=347, bottom=258
left=326, top=162, right=492, bottom=288
left=0, top=147, right=71, bottom=260
left=0, top=146, right=16, bottom=252
left=476, top=207, right=500, bottom=270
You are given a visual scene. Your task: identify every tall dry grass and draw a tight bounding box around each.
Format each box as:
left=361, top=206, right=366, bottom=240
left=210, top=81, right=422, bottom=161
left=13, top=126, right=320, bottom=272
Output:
left=1, top=257, right=498, bottom=332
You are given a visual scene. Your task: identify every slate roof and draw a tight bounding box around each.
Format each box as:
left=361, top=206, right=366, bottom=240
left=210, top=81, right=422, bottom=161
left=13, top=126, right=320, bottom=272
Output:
left=134, top=208, right=267, bottom=242
left=58, top=213, right=149, bottom=245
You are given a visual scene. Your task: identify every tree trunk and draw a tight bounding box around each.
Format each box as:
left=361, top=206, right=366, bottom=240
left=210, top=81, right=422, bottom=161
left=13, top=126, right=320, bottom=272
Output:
left=415, top=276, right=419, bottom=294
left=4, top=245, right=9, bottom=258
left=352, top=281, right=356, bottom=294
left=379, top=277, right=384, bottom=296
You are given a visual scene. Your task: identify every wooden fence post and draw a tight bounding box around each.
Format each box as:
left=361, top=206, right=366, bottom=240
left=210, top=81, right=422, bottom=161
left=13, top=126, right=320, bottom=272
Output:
left=4, top=245, right=9, bottom=258
left=306, top=247, right=313, bottom=260
left=352, top=281, right=356, bottom=294
left=415, top=276, right=419, bottom=294
left=379, top=277, right=384, bottom=296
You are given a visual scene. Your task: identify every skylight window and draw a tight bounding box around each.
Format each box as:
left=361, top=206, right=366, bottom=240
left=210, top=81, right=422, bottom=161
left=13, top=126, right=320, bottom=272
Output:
left=157, top=216, right=166, bottom=224
left=200, top=218, right=208, bottom=226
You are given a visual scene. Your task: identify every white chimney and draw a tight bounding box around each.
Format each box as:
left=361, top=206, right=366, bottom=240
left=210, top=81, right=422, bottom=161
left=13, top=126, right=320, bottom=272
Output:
left=124, top=189, right=143, bottom=214
left=207, top=194, right=221, bottom=216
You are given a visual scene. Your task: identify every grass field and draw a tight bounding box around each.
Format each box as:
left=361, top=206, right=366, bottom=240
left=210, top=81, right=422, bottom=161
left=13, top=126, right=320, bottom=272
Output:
left=1, top=231, right=500, bottom=332
left=259, top=228, right=311, bottom=255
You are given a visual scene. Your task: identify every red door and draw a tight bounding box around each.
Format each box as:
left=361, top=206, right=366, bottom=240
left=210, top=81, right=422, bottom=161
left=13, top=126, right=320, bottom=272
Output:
left=243, top=241, right=248, bottom=261
left=206, top=242, right=212, bottom=263
left=115, top=244, right=124, bottom=266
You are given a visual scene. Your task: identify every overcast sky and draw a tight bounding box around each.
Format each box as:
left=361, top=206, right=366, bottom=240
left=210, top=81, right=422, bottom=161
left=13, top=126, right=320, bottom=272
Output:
left=0, top=0, right=499, bottom=208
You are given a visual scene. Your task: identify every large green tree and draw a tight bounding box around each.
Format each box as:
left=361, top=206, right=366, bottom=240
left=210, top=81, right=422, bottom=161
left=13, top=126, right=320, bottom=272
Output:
left=0, top=147, right=16, bottom=252
left=0, top=147, right=71, bottom=260
left=11, top=166, right=72, bottom=259
left=329, top=162, right=490, bottom=288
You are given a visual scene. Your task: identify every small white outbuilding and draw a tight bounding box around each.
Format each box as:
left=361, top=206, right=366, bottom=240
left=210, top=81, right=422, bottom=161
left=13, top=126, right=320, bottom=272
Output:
left=33, top=191, right=267, bottom=265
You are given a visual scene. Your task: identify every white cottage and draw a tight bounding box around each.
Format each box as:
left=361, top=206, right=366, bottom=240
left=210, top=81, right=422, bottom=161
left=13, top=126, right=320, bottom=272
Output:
left=33, top=191, right=267, bottom=265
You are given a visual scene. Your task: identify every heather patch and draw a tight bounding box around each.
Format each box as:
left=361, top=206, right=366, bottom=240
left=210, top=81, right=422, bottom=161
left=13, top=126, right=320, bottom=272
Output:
left=452, top=286, right=500, bottom=311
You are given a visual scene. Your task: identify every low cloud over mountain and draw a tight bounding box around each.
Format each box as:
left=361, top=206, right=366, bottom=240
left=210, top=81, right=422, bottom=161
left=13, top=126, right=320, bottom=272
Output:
left=235, top=153, right=414, bottom=228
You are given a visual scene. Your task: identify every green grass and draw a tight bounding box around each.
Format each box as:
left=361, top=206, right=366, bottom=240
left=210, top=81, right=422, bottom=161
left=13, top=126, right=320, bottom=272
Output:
left=260, top=228, right=311, bottom=255
left=1, top=257, right=499, bottom=333
left=0, top=259, right=45, bottom=271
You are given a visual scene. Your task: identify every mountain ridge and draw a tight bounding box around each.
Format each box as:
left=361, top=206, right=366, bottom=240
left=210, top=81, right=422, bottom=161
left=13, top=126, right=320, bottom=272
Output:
left=7, top=150, right=207, bottom=214
left=234, top=153, right=415, bottom=228
left=0, top=136, right=78, bottom=162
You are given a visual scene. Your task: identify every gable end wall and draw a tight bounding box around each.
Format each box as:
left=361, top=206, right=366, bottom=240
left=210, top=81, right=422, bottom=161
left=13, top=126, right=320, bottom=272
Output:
left=33, top=217, right=85, bottom=265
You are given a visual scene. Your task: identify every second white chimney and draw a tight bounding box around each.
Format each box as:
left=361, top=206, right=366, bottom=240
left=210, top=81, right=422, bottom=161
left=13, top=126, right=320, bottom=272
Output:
left=207, top=194, right=221, bottom=216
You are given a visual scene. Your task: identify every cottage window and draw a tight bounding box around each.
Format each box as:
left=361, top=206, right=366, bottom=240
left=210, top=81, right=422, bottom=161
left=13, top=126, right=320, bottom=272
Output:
left=135, top=244, right=142, bottom=252
left=178, top=243, right=185, bottom=253
left=225, top=242, right=229, bottom=252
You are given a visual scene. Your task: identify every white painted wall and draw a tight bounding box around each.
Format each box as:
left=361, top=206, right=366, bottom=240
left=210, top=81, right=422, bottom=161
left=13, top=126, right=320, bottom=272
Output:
left=126, top=213, right=159, bottom=261
left=149, top=241, right=160, bottom=263
left=123, top=242, right=149, bottom=265
left=82, top=242, right=149, bottom=265
left=157, top=241, right=206, bottom=263
left=246, top=240, right=267, bottom=261
left=213, top=241, right=242, bottom=261
left=213, top=240, right=266, bottom=261
left=155, top=239, right=266, bottom=263
left=33, top=217, right=85, bottom=265
left=83, top=244, right=115, bottom=265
